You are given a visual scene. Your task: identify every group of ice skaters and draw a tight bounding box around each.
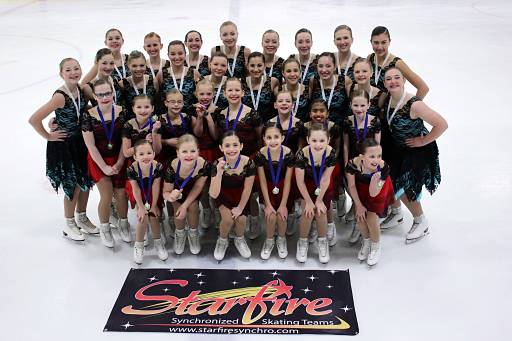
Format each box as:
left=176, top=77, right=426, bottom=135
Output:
left=29, top=21, right=448, bottom=267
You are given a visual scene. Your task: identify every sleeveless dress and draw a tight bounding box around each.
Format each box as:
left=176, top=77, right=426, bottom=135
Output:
left=368, top=53, right=401, bottom=92
left=282, top=83, right=310, bottom=122
left=185, top=55, right=210, bottom=77
left=384, top=95, right=441, bottom=201
left=265, top=56, right=284, bottom=83
left=343, top=115, right=382, bottom=159
left=164, top=158, right=211, bottom=204
left=215, top=45, right=246, bottom=78
left=121, top=75, right=158, bottom=118
left=242, top=76, right=275, bottom=122
left=288, top=54, right=318, bottom=86
left=157, top=113, right=191, bottom=166
left=160, top=66, right=197, bottom=112
left=145, top=59, right=170, bottom=78
left=311, top=75, right=349, bottom=125
left=46, top=88, right=93, bottom=199
left=111, top=54, right=130, bottom=82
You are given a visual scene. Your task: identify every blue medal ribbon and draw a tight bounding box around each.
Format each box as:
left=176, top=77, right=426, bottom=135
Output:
left=175, top=160, right=197, bottom=190
left=308, top=146, right=326, bottom=196
left=225, top=104, right=244, bottom=131
left=354, top=113, right=369, bottom=142
left=267, top=146, right=284, bottom=195
left=223, top=154, right=241, bottom=171
left=97, top=105, right=115, bottom=150
left=136, top=116, right=154, bottom=131
left=276, top=114, right=293, bottom=145
left=137, top=162, right=154, bottom=210
left=166, top=112, right=187, bottom=135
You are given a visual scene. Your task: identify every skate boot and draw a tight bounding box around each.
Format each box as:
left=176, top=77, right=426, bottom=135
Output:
left=63, top=218, right=85, bottom=241
left=380, top=207, right=404, bottom=230
left=367, top=241, right=381, bottom=266
left=296, top=238, right=309, bottom=263
left=260, top=238, right=275, bottom=260
left=276, top=236, right=288, bottom=259
left=406, top=215, right=429, bottom=244
left=154, top=238, right=168, bottom=261
left=214, top=237, right=229, bottom=261
left=133, top=241, right=144, bottom=264
left=99, top=223, right=114, bottom=248
left=76, top=212, right=98, bottom=234
left=234, top=236, right=251, bottom=258
left=317, top=237, right=330, bottom=264
left=174, top=228, right=187, bottom=255
left=358, top=238, right=371, bottom=261
left=188, top=228, right=201, bottom=254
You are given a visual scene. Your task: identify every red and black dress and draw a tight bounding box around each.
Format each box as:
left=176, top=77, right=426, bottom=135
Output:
left=211, top=158, right=256, bottom=215
left=81, top=106, right=127, bottom=188
left=126, top=161, right=164, bottom=209
left=269, top=115, right=305, bottom=154
left=343, top=115, right=381, bottom=160
left=255, top=148, right=295, bottom=211
left=213, top=107, right=262, bottom=158
left=188, top=107, right=219, bottom=163
left=346, top=158, right=394, bottom=217
left=121, top=75, right=159, bottom=118
left=157, top=112, right=191, bottom=167
left=163, top=158, right=210, bottom=204
left=295, top=147, right=337, bottom=208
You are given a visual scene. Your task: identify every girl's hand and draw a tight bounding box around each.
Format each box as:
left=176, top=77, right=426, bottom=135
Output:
left=304, top=200, right=315, bottom=219
left=194, top=103, right=206, bottom=118
left=145, top=133, right=153, bottom=143
left=371, top=171, right=381, bottom=183
left=217, top=160, right=227, bottom=173
left=152, top=120, right=161, bottom=132
left=175, top=204, right=188, bottom=220
left=137, top=206, right=147, bottom=222
left=355, top=204, right=367, bottom=222
left=112, top=161, right=123, bottom=173
left=405, top=136, right=426, bottom=148
left=264, top=205, right=276, bottom=220
left=102, top=165, right=115, bottom=176
left=150, top=205, right=160, bottom=218
left=315, top=200, right=327, bottom=215
left=277, top=205, right=288, bottom=221
left=48, top=117, right=58, bottom=131
left=231, top=206, right=243, bottom=220
left=168, top=189, right=182, bottom=203
left=47, top=130, right=67, bottom=142
left=207, top=103, right=217, bottom=115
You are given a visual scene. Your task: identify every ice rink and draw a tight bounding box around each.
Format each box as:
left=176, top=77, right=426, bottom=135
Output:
left=1, top=0, right=511, bottom=340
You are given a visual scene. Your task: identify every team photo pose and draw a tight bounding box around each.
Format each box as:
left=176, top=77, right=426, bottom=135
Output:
left=127, top=140, right=168, bottom=264
left=280, top=57, right=310, bottom=122
left=209, top=131, right=256, bottom=261
left=143, top=32, right=170, bottom=79
left=346, top=138, right=395, bottom=266
left=163, top=134, right=209, bottom=255
left=82, top=79, right=130, bottom=247
left=290, top=28, right=317, bottom=86
left=184, top=30, right=210, bottom=77
left=295, top=123, right=336, bottom=263
left=262, top=29, right=284, bottom=82
left=255, top=123, right=294, bottom=260
left=333, top=25, right=359, bottom=81
left=212, top=21, right=251, bottom=79
left=380, top=67, right=447, bottom=242
left=29, top=58, right=95, bottom=241
left=82, top=48, right=122, bottom=107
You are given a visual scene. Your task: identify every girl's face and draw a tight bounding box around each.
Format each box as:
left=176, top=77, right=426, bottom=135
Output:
left=93, top=83, right=114, bottom=106
left=353, top=62, right=372, bottom=84
left=209, top=56, right=228, bottom=77
left=247, top=56, right=264, bottom=78
left=371, top=33, right=390, bottom=57
left=317, top=56, right=335, bottom=79
left=165, top=93, right=184, bottom=113
left=185, top=32, right=202, bottom=53
left=283, top=61, right=301, bottom=85
left=60, top=60, right=82, bottom=84
left=105, top=30, right=124, bottom=52
left=134, top=143, right=155, bottom=164
left=334, top=29, right=353, bottom=52
left=383, top=69, right=405, bottom=94
left=307, top=130, right=329, bottom=152
left=133, top=98, right=154, bottom=120
left=97, top=54, right=115, bottom=77
left=295, top=32, right=312, bottom=56
left=220, top=24, right=238, bottom=47
left=262, top=32, right=279, bottom=55
left=168, top=44, right=186, bottom=66
left=351, top=96, right=369, bottom=117
left=264, top=127, right=284, bottom=150
left=224, top=80, right=243, bottom=103
left=178, top=141, right=199, bottom=163
left=195, top=84, right=214, bottom=107
left=274, top=93, right=293, bottom=114
left=362, top=145, right=383, bottom=171
left=144, top=36, right=163, bottom=58
left=129, top=57, right=146, bottom=78
left=220, top=135, right=242, bottom=159
left=310, top=103, right=328, bottom=123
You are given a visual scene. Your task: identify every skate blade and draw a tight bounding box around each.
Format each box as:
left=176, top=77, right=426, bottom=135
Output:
left=380, top=218, right=404, bottom=230
left=405, top=230, right=430, bottom=244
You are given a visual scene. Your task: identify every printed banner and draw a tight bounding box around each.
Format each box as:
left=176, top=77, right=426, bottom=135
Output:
left=105, top=268, right=359, bottom=335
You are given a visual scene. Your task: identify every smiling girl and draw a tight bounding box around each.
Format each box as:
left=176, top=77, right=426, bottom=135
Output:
left=143, top=32, right=170, bottom=79
left=211, top=21, right=251, bottom=79
left=82, top=48, right=122, bottom=107
left=184, top=30, right=210, bottom=77
left=262, top=29, right=284, bottom=82
left=279, top=58, right=310, bottom=122
left=289, top=28, right=318, bottom=86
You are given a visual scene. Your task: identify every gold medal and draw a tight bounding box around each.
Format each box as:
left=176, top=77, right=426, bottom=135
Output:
left=272, top=187, right=279, bottom=195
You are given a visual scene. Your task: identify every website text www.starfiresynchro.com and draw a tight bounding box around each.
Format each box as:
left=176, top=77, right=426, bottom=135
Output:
left=169, top=326, right=300, bottom=334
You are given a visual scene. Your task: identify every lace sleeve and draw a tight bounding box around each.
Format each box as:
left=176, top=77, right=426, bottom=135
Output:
left=244, top=159, right=257, bottom=177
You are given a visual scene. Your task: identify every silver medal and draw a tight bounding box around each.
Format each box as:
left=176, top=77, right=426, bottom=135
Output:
left=272, top=187, right=279, bottom=195
left=314, top=187, right=321, bottom=196
left=144, top=202, right=151, bottom=210
left=107, top=143, right=113, bottom=150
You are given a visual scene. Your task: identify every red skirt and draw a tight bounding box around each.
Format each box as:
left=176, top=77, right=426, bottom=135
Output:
left=303, top=178, right=334, bottom=209
left=257, top=176, right=294, bottom=211
left=331, top=163, right=342, bottom=197
left=87, top=153, right=126, bottom=188
left=215, top=187, right=250, bottom=216
left=355, top=176, right=395, bottom=217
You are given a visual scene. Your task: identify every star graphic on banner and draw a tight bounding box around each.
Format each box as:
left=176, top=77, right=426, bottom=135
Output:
left=232, top=281, right=238, bottom=286
left=195, top=272, right=205, bottom=278
left=169, top=269, right=176, bottom=273
left=121, top=322, right=133, bottom=330
left=341, top=305, right=352, bottom=313
left=198, top=281, right=205, bottom=286
left=328, top=270, right=337, bottom=275
left=302, top=287, right=312, bottom=294
left=326, top=284, right=333, bottom=289
left=148, top=276, right=157, bottom=282
left=244, top=276, right=251, bottom=280
left=163, top=288, right=169, bottom=292
left=270, top=271, right=280, bottom=277
left=307, top=274, right=318, bottom=282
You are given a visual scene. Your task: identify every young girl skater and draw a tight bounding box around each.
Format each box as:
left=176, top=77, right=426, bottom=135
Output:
left=120, top=50, right=159, bottom=118
left=346, top=58, right=382, bottom=117
left=205, top=51, right=229, bottom=110
left=269, top=90, right=305, bottom=154
left=212, top=21, right=251, bottom=79
left=255, top=123, right=294, bottom=260
left=262, top=29, right=284, bottom=82
left=143, top=32, right=170, bottom=79
left=242, top=52, right=279, bottom=122
left=346, top=138, right=395, bottom=266
left=184, top=30, right=210, bottom=77
left=380, top=67, right=447, bottom=242
left=209, top=131, right=256, bottom=261
left=29, top=58, right=95, bottom=241
left=333, top=25, right=359, bottom=82
left=127, top=140, right=168, bottom=264
left=289, top=28, right=318, bottom=86
left=82, top=79, right=130, bottom=247
left=280, top=57, right=310, bottom=122
left=368, top=26, right=429, bottom=98
left=82, top=48, right=122, bottom=107
left=163, top=134, right=209, bottom=255
left=158, top=40, right=201, bottom=112
left=295, top=123, right=336, bottom=263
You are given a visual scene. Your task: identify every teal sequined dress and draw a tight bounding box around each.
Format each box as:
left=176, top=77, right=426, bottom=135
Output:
left=385, top=95, right=440, bottom=201
left=46, top=88, right=93, bottom=199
